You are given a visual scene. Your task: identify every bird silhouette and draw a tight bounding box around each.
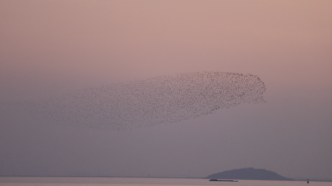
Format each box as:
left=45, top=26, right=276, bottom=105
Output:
left=12, top=72, right=266, bottom=130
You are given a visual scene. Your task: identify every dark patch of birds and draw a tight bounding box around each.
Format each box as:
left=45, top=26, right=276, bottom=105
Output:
left=5, top=72, right=266, bottom=130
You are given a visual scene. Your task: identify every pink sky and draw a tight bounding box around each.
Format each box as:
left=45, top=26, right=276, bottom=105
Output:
left=1, top=0, right=330, bottom=101
left=0, top=0, right=331, bottom=179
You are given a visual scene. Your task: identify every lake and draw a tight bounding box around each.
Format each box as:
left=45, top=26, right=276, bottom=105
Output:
left=0, top=177, right=330, bottom=186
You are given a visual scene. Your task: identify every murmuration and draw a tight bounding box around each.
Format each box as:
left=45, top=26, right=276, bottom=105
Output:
left=13, top=72, right=266, bottom=130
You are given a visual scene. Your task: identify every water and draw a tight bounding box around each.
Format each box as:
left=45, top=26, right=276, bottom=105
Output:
left=0, top=177, right=330, bottom=186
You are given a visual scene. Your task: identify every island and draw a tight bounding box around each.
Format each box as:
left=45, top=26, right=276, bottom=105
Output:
left=209, top=179, right=238, bottom=182
left=206, top=168, right=292, bottom=181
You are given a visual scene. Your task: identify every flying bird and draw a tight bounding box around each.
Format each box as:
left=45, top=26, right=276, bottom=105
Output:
left=11, top=72, right=266, bottom=130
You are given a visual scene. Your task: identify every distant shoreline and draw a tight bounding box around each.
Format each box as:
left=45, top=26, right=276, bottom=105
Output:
left=0, top=176, right=331, bottom=182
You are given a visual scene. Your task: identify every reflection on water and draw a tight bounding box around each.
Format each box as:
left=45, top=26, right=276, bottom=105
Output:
left=0, top=177, right=330, bottom=186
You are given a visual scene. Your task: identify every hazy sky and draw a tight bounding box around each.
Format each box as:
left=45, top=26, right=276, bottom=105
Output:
left=0, top=0, right=331, bottom=180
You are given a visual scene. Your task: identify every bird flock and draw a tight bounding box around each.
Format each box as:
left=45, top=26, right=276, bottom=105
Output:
left=10, top=72, right=266, bottom=130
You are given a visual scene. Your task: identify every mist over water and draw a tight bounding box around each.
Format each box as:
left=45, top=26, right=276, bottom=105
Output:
left=9, top=72, right=266, bottom=130
left=0, top=177, right=330, bottom=186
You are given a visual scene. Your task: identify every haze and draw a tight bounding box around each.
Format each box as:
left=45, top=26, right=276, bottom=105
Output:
left=0, top=0, right=331, bottom=180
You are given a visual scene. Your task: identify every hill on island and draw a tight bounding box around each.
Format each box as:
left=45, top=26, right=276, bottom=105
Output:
left=206, top=168, right=292, bottom=180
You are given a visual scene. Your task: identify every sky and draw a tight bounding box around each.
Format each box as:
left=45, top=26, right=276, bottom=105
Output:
left=0, top=0, right=331, bottom=180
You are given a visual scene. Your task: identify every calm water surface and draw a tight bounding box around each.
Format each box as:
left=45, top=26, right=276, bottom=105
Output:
left=0, top=177, right=330, bottom=186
